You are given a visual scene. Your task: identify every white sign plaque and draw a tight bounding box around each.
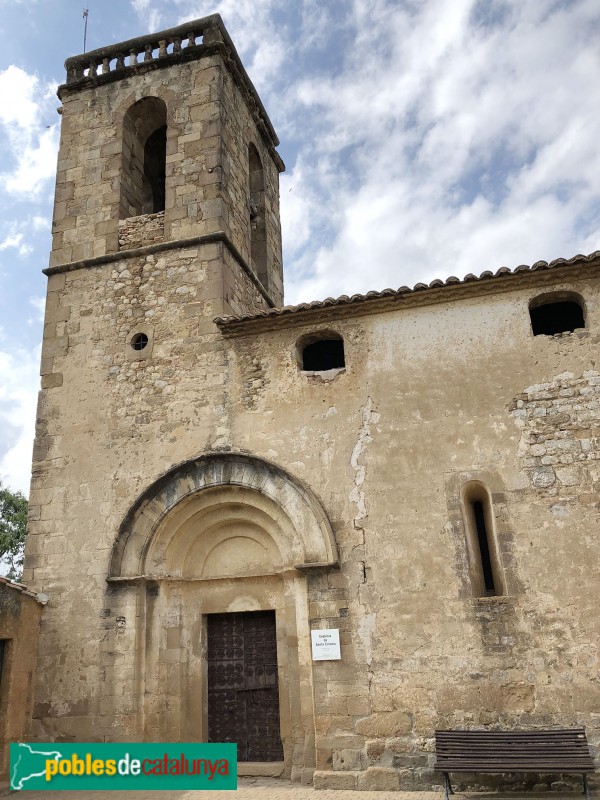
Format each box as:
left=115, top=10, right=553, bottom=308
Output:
left=311, top=629, right=341, bottom=661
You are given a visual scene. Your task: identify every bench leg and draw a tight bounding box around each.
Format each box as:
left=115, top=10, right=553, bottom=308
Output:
left=443, top=772, right=454, bottom=800
left=583, top=774, right=590, bottom=800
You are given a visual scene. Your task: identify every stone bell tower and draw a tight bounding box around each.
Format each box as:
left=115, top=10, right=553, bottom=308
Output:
left=50, top=13, right=284, bottom=302
left=24, top=15, right=286, bottom=743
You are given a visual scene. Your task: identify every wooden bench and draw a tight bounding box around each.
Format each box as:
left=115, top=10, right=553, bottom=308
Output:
left=435, top=728, right=595, bottom=800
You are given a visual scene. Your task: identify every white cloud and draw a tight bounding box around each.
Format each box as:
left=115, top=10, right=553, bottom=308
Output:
left=278, top=0, right=600, bottom=303
left=0, top=66, right=40, bottom=128
left=29, top=296, right=45, bottom=323
left=131, top=0, right=163, bottom=32
left=32, top=215, right=50, bottom=231
left=3, top=125, right=60, bottom=196
left=0, top=346, right=39, bottom=496
left=0, top=233, right=32, bottom=257
left=171, top=0, right=287, bottom=90
left=0, top=234, right=22, bottom=251
left=0, top=66, right=60, bottom=198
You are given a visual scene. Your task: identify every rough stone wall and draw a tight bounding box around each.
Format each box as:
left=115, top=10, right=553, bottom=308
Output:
left=219, top=66, right=283, bottom=301
left=118, top=212, right=165, bottom=250
left=510, top=360, right=600, bottom=497
left=28, top=260, right=600, bottom=787
left=0, top=583, right=42, bottom=778
left=26, top=236, right=269, bottom=741
left=29, top=32, right=281, bottom=748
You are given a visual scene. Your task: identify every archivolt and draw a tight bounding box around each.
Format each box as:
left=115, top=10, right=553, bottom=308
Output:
left=109, top=453, right=338, bottom=578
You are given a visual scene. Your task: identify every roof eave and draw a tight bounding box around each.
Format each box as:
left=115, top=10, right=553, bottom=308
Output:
left=214, top=250, right=600, bottom=337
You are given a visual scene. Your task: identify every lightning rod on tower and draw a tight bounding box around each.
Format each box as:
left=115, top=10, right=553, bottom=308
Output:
left=83, top=3, right=90, bottom=53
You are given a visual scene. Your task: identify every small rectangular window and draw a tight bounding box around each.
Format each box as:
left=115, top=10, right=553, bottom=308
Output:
left=529, top=292, right=585, bottom=336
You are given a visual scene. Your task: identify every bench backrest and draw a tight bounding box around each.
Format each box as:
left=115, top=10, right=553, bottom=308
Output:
left=435, top=728, right=594, bottom=773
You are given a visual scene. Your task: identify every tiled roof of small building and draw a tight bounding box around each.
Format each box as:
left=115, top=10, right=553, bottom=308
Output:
left=0, top=575, right=46, bottom=603
left=215, top=250, right=600, bottom=332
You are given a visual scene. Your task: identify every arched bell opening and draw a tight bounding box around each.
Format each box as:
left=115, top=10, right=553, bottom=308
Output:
left=119, top=96, right=167, bottom=219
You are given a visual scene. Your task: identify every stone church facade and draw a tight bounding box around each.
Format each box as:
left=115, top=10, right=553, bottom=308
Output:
left=23, top=14, right=600, bottom=791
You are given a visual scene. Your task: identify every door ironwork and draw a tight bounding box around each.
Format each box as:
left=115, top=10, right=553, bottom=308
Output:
left=207, top=610, right=284, bottom=762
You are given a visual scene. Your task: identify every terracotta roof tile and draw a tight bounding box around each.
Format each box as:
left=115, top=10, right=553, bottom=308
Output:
left=0, top=574, right=46, bottom=604
left=214, top=250, right=600, bottom=330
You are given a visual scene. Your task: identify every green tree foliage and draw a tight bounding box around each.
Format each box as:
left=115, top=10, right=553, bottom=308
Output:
left=0, top=481, right=28, bottom=581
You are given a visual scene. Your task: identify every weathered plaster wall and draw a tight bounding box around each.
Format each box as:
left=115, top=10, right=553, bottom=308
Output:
left=220, top=272, right=600, bottom=790
left=0, top=582, right=42, bottom=779
left=27, top=260, right=600, bottom=789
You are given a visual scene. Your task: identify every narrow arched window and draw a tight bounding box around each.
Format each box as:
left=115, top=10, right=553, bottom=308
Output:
left=120, top=97, right=167, bottom=219
left=529, top=291, right=585, bottom=336
left=248, top=144, right=267, bottom=286
left=462, top=482, right=504, bottom=597
left=299, top=332, right=345, bottom=372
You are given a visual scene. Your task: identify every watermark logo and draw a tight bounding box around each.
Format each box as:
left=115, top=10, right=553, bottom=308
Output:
left=10, top=742, right=237, bottom=791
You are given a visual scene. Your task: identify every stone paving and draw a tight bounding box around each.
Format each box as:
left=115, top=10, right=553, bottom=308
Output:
left=0, top=776, right=590, bottom=799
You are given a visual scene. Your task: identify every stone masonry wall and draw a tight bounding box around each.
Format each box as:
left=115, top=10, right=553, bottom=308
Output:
left=26, top=236, right=269, bottom=741
left=219, top=66, right=283, bottom=301
left=28, top=258, right=600, bottom=788
left=118, top=212, right=165, bottom=251
left=51, top=51, right=283, bottom=307
left=511, top=362, right=600, bottom=499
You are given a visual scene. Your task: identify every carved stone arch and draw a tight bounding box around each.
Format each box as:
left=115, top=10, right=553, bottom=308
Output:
left=113, top=84, right=179, bottom=125
left=109, top=452, right=338, bottom=578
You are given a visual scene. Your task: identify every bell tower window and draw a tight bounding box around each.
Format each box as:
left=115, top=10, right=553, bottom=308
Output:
left=249, top=143, right=267, bottom=286
left=120, top=97, right=167, bottom=219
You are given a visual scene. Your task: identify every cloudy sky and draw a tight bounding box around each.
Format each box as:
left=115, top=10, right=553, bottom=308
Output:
left=0, top=0, right=599, bottom=496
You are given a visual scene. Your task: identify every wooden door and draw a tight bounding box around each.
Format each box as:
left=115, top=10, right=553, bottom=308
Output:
left=207, top=610, right=284, bottom=762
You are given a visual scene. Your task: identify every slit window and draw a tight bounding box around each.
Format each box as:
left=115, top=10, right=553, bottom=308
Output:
left=529, top=293, right=585, bottom=336
left=462, top=483, right=504, bottom=597
left=301, top=335, right=345, bottom=371
left=472, top=500, right=495, bottom=594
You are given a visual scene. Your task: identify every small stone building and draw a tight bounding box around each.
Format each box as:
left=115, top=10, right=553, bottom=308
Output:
left=23, top=14, right=600, bottom=791
left=0, top=577, right=44, bottom=779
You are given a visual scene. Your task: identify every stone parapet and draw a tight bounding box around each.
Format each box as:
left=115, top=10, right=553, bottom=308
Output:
left=64, top=15, right=220, bottom=86
left=59, top=13, right=282, bottom=157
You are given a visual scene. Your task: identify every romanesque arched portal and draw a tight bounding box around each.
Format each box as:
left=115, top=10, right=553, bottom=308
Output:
left=106, top=453, right=338, bottom=779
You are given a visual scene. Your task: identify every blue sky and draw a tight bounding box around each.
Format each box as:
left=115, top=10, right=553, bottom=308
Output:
left=0, top=0, right=599, bottom=495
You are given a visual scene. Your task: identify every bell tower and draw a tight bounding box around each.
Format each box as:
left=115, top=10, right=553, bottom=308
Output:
left=50, top=14, right=284, bottom=303
left=24, top=16, right=285, bottom=743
